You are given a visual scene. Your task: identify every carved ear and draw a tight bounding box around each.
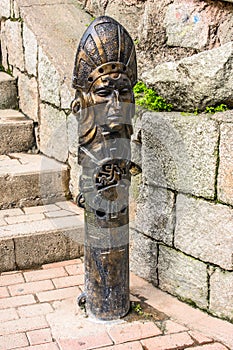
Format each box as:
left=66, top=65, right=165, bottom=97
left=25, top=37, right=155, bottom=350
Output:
left=72, top=90, right=96, bottom=146
left=71, top=98, right=81, bottom=115
left=71, top=90, right=88, bottom=116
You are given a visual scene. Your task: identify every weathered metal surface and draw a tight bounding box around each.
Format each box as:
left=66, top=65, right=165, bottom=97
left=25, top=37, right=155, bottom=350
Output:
left=72, top=16, right=138, bottom=321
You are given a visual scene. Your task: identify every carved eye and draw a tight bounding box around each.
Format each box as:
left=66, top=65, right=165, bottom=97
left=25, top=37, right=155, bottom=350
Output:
left=96, top=89, right=111, bottom=97
left=120, top=88, right=130, bottom=95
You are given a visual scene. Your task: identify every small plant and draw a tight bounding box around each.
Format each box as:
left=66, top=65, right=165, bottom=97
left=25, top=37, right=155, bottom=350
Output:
left=86, top=17, right=96, bottom=26
left=0, top=65, right=13, bottom=76
left=205, top=104, right=228, bottom=114
left=131, top=302, right=143, bottom=315
left=133, top=81, right=173, bottom=112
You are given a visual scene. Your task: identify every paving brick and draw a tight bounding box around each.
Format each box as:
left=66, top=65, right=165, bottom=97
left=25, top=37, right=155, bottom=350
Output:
left=0, top=316, right=48, bottom=336
left=141, top=332, right=194, bottom=350
left=52, top=274, right=84, bottom=289
left=0, top=208, right=24, bottom=218
left=0, top=272, right=24, bottom=286
left=56, top=201, right=83, bottom=214
left=108, top=321, right=162, bottom=344
left=0, top=294, right=36, bottom=309
left=4, top=213, right=45, bottom=225
left=18, top=343, right=59, bottom=350
left=24, top=267, right=67, bottom=282
left=42, top=259, right=81, bottom=269
left=0, top=308, right=19, bottom=322
left=18, top=303, right=53, bottom=318
left=36, top=286, right=80, bottom=302
left=57, top=332, right=113, bottom=350
left=24, top=204, right=60, bottom=214
left=189, top=331, right=213, bottom=344
left=1, top=270, right=22, bottom=275
left=27, top=328, right=52, bottom=345
left=186, top=344, right=229, bottom=350
left=101, top=342, right=143, bottom=350
left=0, top=286, right=9, bottom=298
left=45, top=210, right=76, bottom=218
left=9, top=280, right=54, bottom=296
left=65, top=263, right=84, bottom=275
left=163, top=320, right=188, bottom=334
left=0, top=333, right=29, bottom=349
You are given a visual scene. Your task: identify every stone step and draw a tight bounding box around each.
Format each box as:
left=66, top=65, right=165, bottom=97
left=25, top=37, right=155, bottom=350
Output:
left=0, top=109, right=35, bottom=154
left=0, top=201, right=84, bottom=272
left=0, top=153, right=70, bottom=209
left=0, top=72, right=18, bottom=109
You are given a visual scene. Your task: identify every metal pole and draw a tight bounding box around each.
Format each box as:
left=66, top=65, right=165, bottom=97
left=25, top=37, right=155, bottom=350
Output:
left=72, top=16, right=138, bottom=321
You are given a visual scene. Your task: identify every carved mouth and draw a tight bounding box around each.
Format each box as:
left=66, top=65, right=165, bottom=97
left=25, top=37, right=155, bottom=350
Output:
left=107, top=115, right=123, bottom=121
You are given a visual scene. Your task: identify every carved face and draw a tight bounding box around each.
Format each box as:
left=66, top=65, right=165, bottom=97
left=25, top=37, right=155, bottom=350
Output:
left=88, top=73, right=134, bottom=132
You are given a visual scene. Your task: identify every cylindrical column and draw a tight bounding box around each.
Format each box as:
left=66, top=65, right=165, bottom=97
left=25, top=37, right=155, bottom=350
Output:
left=84, top=207, right=130, bottom=320
left=81, top=157, right=132, bottom=320
left=72, top=15, right=138, bottom=321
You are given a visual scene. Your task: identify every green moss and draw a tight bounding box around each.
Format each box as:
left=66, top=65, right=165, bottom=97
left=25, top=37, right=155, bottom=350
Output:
left=85, top=16, right=96, bottom=26
left=10, top=17, right=23, bottom=22
left=131, top=302, right=143, bottom=315
left=192, top=104, right=229, bottom=115
left=133, top=81, right=173, bottom=112
left=205, top=104, right=228, bottom=114
left=0, top=65, right=13, bottom=76
left=133, top=82, right=230, bottom=115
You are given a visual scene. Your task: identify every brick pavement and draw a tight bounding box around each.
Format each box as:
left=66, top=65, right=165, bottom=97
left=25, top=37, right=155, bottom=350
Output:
left=0, top=201, right=84, bottom=272
left=0, top=259, right=232, bottom=350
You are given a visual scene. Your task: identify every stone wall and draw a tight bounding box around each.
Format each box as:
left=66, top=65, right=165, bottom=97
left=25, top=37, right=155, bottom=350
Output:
left=79, top=0, right=233, bottom=111
left=130, top=110, right=233, bottom=322
left=0, top=0, right=92, bottom=199
left=80, top=0, right=232, bottom=322
left=0, top=0, right=232, bottom=322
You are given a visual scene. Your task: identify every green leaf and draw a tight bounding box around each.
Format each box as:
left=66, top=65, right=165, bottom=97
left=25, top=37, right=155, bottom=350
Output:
left=133, top=81, right=173, bottom=112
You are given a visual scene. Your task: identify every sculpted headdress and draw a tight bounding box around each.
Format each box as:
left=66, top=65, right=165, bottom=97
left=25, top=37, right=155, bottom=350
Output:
left=72, top=16, right=137, bottom=147
left=72, top=16, right=137, bottom=93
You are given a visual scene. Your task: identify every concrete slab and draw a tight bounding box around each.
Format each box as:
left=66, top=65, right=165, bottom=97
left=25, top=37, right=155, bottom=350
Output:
left=0, top=153, right=70, bottom=209
left=0, top=110, right=34, bottom=154
left=0, top=201, right=84, bottom=271
left=0, top=72, right=18, bottom=109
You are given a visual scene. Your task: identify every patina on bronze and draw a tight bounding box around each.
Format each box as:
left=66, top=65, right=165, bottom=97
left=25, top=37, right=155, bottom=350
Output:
left=72, top=16, right=138, bottom=321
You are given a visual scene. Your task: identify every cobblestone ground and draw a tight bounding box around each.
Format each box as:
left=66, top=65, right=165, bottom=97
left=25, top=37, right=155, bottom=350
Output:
left=0, top=259, right=232, bottom=350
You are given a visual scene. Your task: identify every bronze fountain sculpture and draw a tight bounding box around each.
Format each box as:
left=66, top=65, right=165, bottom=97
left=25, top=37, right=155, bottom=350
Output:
left=72, top=16, right=139, bottom=321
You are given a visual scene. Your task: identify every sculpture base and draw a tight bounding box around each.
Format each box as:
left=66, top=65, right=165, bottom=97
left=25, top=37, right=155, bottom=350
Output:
left=83, top=244, right=130, bottom=321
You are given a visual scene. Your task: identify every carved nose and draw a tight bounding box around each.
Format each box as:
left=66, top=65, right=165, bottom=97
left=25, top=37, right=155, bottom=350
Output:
left=112, top=91, right=120, bottom=110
